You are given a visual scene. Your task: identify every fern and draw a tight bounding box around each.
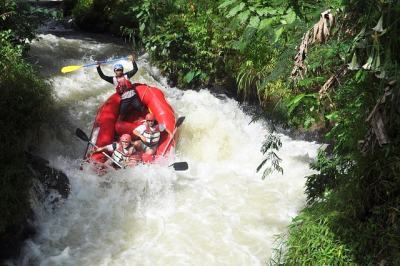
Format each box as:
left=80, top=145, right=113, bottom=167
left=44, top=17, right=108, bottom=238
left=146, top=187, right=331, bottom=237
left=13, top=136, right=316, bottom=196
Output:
left=257, top=132, right=283, bottom=179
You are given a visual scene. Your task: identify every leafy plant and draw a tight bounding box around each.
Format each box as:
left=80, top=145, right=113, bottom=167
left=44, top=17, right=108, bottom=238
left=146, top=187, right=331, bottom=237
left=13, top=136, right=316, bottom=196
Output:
left=218, top=0, right=299, bottom=48
left=283, top=203, right=356, bottom=265
left=286, top=93, right=320, bottom=128
left=257, top=132, right=283, bottom=179
left=305, top=149, right=339, bottom=203
left=0, top=1, right=54, bottom=237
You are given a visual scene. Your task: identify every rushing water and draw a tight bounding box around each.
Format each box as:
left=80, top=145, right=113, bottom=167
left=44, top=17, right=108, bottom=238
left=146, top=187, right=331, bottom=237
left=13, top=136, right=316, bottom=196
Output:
left=13, top=30, right=320, bottom=266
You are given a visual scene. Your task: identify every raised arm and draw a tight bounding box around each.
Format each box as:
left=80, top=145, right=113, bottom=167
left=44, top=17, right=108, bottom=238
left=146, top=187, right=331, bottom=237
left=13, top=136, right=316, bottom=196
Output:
left=125, top=55, right=138, bottom=79
left=96, top=64, right=114, bottom=84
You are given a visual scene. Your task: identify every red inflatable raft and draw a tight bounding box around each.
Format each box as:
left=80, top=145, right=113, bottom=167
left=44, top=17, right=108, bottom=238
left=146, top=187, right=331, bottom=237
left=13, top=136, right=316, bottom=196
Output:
left=85, top=83, right=176, bottom=164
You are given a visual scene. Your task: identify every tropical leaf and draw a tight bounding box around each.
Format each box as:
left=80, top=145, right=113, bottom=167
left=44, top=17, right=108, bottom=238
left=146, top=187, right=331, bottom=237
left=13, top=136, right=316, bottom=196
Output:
left=237, top=10, right=250, bottom=24
left=259, top=18, right=274, bottom=31
left=183, top=71, right=196, bottom=83
left=218, top=0, right=237, bottom=9
left=231, top=40, right=247, bottom=51
left=139, top=23, right=145, bottom=32
left=284, top=9, right=297, bottom=24
left=256, top=7, right=277, bottom=16
left=243, top=26, right=256, bottom=40
left=287, top=93, right=306, bottom=115
left=274, top=26, right=284, bottom=42
left=249, top=16, right=260, bottom=28
left=226, top=3, right=245, bottom=18
left=325, top=111, right=339, bottom=121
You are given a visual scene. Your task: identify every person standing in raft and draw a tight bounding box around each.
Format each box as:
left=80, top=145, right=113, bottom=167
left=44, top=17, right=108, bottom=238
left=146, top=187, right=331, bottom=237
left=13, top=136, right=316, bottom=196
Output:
left=90, top=134, right=140, bottom=167
left=133, top=113, right=172, bottom=157
left=96, top=53, right=146, bottom=121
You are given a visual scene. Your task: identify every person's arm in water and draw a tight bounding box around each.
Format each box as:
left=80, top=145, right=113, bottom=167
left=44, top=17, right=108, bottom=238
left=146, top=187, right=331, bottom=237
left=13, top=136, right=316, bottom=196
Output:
left=96, top=63, right=114, bottom=84
left=125, top=54, right=138, bottom=79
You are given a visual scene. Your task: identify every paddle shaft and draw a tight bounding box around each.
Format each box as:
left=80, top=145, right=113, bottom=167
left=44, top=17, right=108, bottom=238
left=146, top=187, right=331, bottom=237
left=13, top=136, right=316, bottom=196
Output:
left=61, top=56, right=130, bottom=73
left=162, top=128, right=178, bottom=156
left=83, top=125, right=96, bottom=161
left=83, top=57, right=129, bottom=68
left=161, top=116, right=185, bottom=156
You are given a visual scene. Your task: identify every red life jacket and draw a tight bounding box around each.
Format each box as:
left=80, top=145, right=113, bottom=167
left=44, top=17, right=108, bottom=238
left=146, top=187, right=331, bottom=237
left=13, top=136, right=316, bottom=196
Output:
left=114, top=77, right=134, bottom=95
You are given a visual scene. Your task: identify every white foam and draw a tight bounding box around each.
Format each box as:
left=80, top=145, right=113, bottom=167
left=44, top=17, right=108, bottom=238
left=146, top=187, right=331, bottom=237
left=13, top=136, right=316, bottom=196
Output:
left=15, top=33, right=320, bottom=266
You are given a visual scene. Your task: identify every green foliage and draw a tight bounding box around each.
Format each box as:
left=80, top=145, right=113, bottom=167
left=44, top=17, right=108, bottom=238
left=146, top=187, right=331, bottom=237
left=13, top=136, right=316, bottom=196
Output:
left=72, top=0, right=93, bottom=19
left=286, top=93, right=320, bottom=129
left=68, top=1, right=400, bottom=264
left=283, top=203, right=356, bottom=265
left=257, top=131, right=283, bottom=179
left=218, top=0, right=299, bottom=47
left=0, top=0, right=42, bottom=42
left=286, top=0, right=400, bottom=264
left=0, top=32, right=52, bottom=233
left=0, top=2, right=53, bottom=235
left=305, top=149, right=339, bottom=203
left=261, top=79, right=292, bottom=103
left=72, top=0, right=118, bottom=31
left=237, top=60, right=269, bottom=101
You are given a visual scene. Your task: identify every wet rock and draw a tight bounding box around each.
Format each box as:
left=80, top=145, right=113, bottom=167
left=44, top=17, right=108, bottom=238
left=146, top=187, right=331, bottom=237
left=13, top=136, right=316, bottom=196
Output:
left=26, top=152, right=70, bottom=199
left=0, top=153, right=70, bottom=263
left=0, top=215, right=35, bottom=262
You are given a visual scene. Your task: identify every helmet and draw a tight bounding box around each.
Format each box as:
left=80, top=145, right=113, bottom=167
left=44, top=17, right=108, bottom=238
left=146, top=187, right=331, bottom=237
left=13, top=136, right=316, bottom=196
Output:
left=119, top=134, right=132, bottom=143
left=113, top=63, right=124, bottom=71
left=145, top=113, right=155, bottom=121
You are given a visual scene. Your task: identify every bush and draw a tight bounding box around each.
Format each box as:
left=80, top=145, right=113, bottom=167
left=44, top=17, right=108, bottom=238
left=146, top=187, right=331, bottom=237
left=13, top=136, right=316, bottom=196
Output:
left=0, top=31, right=52, bottom=234
left=72, top=0, right=116, bottom=31
left=283, top=203, right=356, bottom=265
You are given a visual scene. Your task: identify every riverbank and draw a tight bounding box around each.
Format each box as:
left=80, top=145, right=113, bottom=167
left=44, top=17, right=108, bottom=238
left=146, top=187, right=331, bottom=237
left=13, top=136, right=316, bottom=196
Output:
left=0, top=2, right=62, bottom=262
left=67, top=0, right=400, bottom=264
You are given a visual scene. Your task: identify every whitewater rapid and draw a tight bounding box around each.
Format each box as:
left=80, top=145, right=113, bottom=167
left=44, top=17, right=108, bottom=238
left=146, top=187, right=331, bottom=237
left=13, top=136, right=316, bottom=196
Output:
left=14, top=32, right=320, bottom=266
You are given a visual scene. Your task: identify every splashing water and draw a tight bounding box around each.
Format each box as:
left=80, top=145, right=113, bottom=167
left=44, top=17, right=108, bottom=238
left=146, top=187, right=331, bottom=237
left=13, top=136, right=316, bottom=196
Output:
left=14, top=32, right=320, bottom=266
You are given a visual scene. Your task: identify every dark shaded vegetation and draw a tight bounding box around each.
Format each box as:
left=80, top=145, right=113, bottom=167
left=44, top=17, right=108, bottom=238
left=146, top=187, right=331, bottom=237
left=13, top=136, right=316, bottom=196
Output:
left=0, top=0, right=54, bottom=259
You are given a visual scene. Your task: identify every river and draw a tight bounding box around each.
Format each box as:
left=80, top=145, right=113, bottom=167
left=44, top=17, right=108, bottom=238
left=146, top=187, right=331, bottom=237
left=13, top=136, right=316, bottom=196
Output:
left=13, top=28, right=320, bottom=265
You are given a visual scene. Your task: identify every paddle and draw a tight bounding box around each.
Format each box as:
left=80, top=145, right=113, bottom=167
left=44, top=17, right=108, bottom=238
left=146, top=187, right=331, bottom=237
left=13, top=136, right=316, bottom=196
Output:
left=169, top=162, right=188, bottom=171
left=75, top=128, right=124, bottom=169
left=162, top=116, right=185, bottom=156
left=61, top=56, right=129, bottom=74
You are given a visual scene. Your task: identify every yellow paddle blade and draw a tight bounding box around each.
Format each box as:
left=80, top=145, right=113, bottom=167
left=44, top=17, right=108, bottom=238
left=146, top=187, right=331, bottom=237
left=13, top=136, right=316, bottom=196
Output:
left=61, top=65, right=83, bottom=73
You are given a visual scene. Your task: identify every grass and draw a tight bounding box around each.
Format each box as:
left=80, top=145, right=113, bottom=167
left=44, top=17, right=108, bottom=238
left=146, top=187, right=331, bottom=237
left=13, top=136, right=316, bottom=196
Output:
left=278, top=202, right=356, bottom=266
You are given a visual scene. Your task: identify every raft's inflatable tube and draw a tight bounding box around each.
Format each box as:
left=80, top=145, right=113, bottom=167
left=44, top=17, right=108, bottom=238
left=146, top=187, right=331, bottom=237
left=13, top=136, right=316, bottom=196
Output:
left=88, top=84, right=176, bottom=163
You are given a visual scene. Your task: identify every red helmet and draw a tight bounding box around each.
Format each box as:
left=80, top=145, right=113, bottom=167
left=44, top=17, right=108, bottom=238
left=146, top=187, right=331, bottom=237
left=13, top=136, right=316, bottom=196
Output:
left=119, top=134, right=132, bottom=143
left=145, top=113, right=155, bottom=121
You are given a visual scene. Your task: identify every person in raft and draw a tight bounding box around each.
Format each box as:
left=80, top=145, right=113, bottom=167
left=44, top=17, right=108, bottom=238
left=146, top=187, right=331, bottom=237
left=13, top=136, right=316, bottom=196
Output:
left=133, top=113, right=172, bottom=156
left=89, top=134, right=139, bottom=167
left=96, top=53, right=145, bottom=120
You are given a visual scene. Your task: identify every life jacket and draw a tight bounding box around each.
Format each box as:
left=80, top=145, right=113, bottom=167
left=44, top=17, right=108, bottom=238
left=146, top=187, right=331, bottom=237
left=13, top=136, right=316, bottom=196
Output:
left=111, top=142, right=135, bottom=163
left=113, top=75, right=134, bottom=95
left=142, top=121, right=161, bottom=146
